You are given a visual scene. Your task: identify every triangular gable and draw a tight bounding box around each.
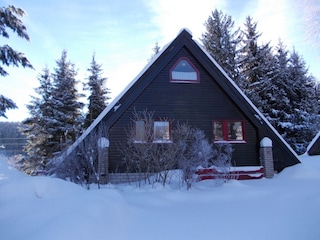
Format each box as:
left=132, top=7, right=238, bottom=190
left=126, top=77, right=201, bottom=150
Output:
left=307, top=131, right=320, bottom=155
left=64, top=28, right=300, bottom=169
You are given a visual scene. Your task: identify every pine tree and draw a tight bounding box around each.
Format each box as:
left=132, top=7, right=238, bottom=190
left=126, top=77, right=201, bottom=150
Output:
left=201, top=9, right=241, bottom=81
left=0, top=5, right=33, bottom=118
left=257, top=40, right=319, bottom=154
left=261, top=40, right=290, bottom=123
left=238, top=16, right=274, bottom=109
left=49, top=50, right=84, bottom=155
left=84, top=53, right=110, bottom=128
left=284, top=49, right=320, bottom=154
left=20, top=67, right=54, bottom=172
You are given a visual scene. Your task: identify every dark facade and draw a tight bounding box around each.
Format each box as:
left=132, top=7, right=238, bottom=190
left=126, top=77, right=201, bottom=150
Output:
left=65, top=29, right=300, bottom=176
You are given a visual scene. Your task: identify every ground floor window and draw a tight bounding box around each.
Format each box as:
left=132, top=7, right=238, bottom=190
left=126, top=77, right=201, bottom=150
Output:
left=213, top=120, right=245, bottom=143
left=133, top=119, right=172, bottom=143
left=134, top=120, right=146, bottom=143
left=153, top=121, right=172, bottom=143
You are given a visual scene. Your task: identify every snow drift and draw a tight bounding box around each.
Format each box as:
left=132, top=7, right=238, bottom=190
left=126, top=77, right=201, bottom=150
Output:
left=1, top=155, right=320, bottom=240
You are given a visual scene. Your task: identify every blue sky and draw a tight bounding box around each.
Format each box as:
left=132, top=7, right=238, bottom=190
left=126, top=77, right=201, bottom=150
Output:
left=2, top=0, right=319, bottom=122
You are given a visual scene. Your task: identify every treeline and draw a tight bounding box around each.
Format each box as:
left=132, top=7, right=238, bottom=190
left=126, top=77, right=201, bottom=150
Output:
left=0, top=122, right=26, bottom=156
left=201, top=9, right=320, bottom=155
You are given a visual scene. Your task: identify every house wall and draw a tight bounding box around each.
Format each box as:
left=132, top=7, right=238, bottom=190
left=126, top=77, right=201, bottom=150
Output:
left=106, top=47, right=260, bottom=173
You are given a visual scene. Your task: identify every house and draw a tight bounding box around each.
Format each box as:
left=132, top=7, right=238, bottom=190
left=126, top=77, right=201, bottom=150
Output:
left=306, top=131, right=320, bottom=155
left=63, top=28, right=300, bottom=184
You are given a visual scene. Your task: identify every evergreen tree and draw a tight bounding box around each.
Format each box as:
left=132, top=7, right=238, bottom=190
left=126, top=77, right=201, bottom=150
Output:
left=0, top=5, right=33, bottom=118
left=284, top=49, right=320, bottom=154
left=261, top=40, right=290, bottom=122
left=201, top=9, right=241, bottom=81
left=257, top=40, right=319, bottom=154
left=238, top=16, right=274, bottom=109
left=84, top=53, right=110, bottom=128
left=49, top=50, right=84, bottom=155
left=20, top=67, right=54, bottom=172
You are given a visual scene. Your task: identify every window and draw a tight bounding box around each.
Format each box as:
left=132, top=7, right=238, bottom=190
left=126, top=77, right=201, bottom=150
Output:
left=153, top=121, right=172, bottom=143
left=133, top=120, right=172, bottom=143
left=213, top=120, right=245, bottom=143
left=170, top=57, right=199, bottom=83
left=134, top=120, right=146, bottom=143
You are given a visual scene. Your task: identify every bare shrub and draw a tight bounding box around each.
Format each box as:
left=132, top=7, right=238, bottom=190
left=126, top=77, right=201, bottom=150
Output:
left=118, top=109, right=179, bottom=186
left=119, top=109, right=234, bottom=189
left=48, top=122, right=109, bottom=189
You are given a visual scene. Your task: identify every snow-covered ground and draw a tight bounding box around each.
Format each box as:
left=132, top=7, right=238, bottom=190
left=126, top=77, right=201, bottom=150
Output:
left=1, top=155, right=320, bottom=240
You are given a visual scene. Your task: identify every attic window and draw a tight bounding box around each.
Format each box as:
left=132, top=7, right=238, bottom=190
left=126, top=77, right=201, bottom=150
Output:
left=170, top=57, right=199, bottom=83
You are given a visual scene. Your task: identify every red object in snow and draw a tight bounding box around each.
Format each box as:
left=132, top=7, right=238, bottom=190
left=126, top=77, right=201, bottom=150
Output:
left=196, top=166, right=264, bottom=181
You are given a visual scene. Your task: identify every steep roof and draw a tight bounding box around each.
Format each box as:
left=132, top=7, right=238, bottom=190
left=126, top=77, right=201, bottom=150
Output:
left=64, top=28, right=300, bottom=169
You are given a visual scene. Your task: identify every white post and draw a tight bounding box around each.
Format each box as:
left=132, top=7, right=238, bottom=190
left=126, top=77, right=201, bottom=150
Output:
left=97, top=137, right=110, bottom=184
left=260, top=137, right=274, bottom=178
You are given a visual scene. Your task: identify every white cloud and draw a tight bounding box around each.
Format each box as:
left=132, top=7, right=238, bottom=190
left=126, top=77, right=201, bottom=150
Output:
left=145, top=0, right=226, bottom=43
left=250, top=0, right=293, bottom=45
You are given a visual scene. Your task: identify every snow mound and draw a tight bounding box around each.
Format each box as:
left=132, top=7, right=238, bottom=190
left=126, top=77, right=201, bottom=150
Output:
left=1, top=156, right=320, bottom=240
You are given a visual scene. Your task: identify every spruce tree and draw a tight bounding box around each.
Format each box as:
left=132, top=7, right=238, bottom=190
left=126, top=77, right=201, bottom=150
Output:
left=256, top=40, right=319, bottom=154
left=284, top=49, right=320, bottom=154
left=238, top=16, right=274, bottom=109
left=201, top=9, right=241, bottom=81
left=0, top=5, right=33, bottom=118
left=49, top=50, right=84, bottom=155
left=21, top=67, right=54, bottom=173
left=84, top=53, right=110, bottom=128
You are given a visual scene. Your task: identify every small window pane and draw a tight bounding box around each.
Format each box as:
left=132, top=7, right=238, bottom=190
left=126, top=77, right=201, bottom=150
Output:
left=154, top=121, right=170, bottom=142
left=213, top=121, right=224, bottom=140
left=135, top=120, right=145, bottom=142
left=228, top=122, right=243, bottom=140
left=172, top=71, right=197, bottom=81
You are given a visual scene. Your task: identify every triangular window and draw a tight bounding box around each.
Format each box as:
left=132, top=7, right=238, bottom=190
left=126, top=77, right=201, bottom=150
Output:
left=170, top=57, right=199, bottom=83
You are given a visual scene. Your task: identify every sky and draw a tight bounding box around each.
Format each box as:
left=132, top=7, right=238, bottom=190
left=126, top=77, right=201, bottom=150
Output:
left=1, top=0, right=320, bottom=122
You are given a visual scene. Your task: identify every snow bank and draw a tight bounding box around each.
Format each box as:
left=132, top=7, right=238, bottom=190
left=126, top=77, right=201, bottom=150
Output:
left=0, top=159, right=129, bottom=240
left=1, top=155, right=320, bottom=240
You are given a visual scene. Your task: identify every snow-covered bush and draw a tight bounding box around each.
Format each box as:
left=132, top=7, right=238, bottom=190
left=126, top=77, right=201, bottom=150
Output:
left=210, top=143, right=234, bottom=183
left=174, top=123, right=214, bottom=189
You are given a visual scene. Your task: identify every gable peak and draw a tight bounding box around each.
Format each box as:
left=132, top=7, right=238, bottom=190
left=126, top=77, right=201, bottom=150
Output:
left=178, top=28, right=193, bottom=38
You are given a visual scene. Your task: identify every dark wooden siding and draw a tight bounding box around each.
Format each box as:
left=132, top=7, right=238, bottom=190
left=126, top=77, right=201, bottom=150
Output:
left=108, top=47, right=259, bottom=172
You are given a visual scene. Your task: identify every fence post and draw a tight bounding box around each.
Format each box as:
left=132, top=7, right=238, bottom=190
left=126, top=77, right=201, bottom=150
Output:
left=260, top=137, right=274, bottom=178
left=97, top=137, right=110, bottom=184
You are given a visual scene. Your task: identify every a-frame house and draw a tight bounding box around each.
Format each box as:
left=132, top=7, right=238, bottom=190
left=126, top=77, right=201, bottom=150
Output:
left=62, top=29, right=300, bottom=183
